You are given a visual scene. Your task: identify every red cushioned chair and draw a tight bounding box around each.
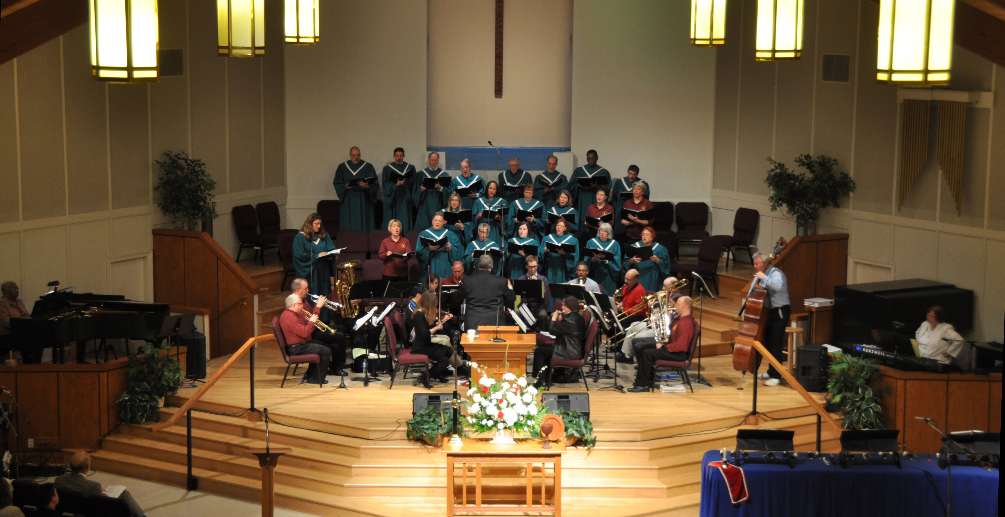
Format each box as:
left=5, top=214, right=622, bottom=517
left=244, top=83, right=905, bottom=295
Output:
left=547, top=319, right=598, bottom=391
left=361, top=259, right=383, bottom=281
left=256, top=201, right=293, bottom=265
left=335, top=229, right=369, bottom=262
left=84, top=493, right=132, bottom=517
left=712, top=207, right=759, bottom=267
left=232, top=204, right=262, bottom=262
left=316, top=199, right=341, bottom=237
left=671, top=237, right=721, bottom=297
left=385, top=316, right=430, bottom=389
left=271, top=317, right=324, bottom=388
left=368, top=230, right=391, bottom=258
left=674, top=202, right=710, bottom=257
left=650, top=327, right=701, bottom=393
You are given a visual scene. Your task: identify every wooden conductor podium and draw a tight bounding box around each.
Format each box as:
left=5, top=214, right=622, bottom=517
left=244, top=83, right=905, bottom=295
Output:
left=247, top=447, right=293, bottom=517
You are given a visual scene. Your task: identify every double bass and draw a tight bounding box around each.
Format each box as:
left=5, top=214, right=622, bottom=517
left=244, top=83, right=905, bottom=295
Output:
left=731, top=237, right=786, bottom=376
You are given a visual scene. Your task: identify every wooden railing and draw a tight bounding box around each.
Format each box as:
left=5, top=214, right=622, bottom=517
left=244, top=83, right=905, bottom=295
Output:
left=742, top=233, right=849, bottom=310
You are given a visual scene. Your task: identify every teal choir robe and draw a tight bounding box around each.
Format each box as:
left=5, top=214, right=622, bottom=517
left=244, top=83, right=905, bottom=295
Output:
left=443, top=208, right=473, bottom=245
left=611, top=176, right=650, bottom=233
left=412, top=168, right=453, bottom=230
left=569, top=165, right=612, bottom=222
left=451, top=174, right=485, bottom=210
left=333, top=160, right=379, bottom=231
left=382, top=161, right=416, bottom=231
left=473, top=196, right=508, bottom=244
left=464, top=239, right=503, bottom=275
left=505, top=237, right=539, bottom=280
left=498, top=169, right=534, bottom=203
left=293, top=231, right=338, bottom=320
left=539, top=233, right=579, bottom=286
left=624, top=241, right=671, bottom=292
left=415, top=227, right=462, bottom=280
left=534, top=171, right=568, bottom=209
left=546, top=206, right=579, bottom=234
left=508, top=198, right=546, bottom=239
left=585, top=237, right=622, bottom=296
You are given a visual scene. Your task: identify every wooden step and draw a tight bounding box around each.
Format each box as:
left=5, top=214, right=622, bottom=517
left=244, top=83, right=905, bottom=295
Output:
left=344, top=475, right=669, bottom=499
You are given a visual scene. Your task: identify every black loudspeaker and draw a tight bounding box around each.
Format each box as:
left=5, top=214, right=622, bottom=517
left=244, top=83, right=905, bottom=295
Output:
left=541, top=393, right=590, bottom=421
left=736, top=429, right=795, bottom=452
left=412, top=394, right=449, bottom=417
left=180, top=332, right=206, bottom=379
left=796, top=344, right=829, bottom=392
left=840, top=429, right=901, bottom=453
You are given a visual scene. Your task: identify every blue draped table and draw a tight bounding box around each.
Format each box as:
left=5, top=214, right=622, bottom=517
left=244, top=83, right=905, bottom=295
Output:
left=700, top=450, right=998, bottom=517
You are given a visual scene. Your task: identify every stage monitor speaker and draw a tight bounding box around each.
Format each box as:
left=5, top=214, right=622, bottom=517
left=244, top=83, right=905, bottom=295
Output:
left=180, top=332, right=206, bottom=379
left=796, top=344, right=829, bottom=392
left=541, top=393, right=590, bottom=421
left=944, top=431, right=1000, bottom=456
left=412, top=394, right=449, bottom=417
left=736, top=429, right=795, bottom=452
left=840, top=429, right=900, bottom=453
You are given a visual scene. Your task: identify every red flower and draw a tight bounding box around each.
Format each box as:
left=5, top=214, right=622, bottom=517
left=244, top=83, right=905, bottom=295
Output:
left=481, top=386, right=489, bottom=393
left=497, top=411, right=504, bottom=419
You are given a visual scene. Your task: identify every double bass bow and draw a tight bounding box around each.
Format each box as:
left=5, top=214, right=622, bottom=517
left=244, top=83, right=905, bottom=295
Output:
left=731, top=237, right=787, bottom=377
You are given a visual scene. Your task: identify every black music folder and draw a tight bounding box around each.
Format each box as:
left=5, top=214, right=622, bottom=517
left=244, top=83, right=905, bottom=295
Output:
left=502, top=181, right=526, bottom=192
left=388, top=250, right=414, bottom=259
left=453, top=180, right=484, bottom=197
left=549, top=283, right=588, bottom=301
left=472, top=248, right=503, bottom=259
left=513, top=279, right=545, bottom=299
left=618, top=188, right=635, bottom=199
left=419, top=235, right=449, bottom=247
left=585, top=248, right=616, bottom=261
left=622, top=207, right=655, bottom=221
left=547, top=211, right=576, bottom=227
left=545, top=242, right=577, bottom=254
left=585, top=212, right=613, bottom=227
left=421, top=176, right=452, bottom=189
left=626, top=245, right=653, bottom=260
left=479, top=208, right=503, bottom=220
left=516, top=207, right=544, bottom=221
left=538, top=175, right=562, bottom=187
left=355, top=177, right=374, bottom=187
left=387, top=168, right=413, bottom=182
left=507, top=242, right=538, bottom=256
left=442, top=210, right=472, bottom=225
left=576, top=176, right=609, bottom=188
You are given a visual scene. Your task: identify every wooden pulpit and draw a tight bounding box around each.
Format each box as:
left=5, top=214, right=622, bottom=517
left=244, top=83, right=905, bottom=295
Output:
left=247, top=447, right=293, bottom=517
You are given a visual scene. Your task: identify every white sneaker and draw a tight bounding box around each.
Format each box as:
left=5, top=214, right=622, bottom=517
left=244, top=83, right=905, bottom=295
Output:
left=757, top=373, right=770, bottom=380
left=764, top=378, right=780, bottom=387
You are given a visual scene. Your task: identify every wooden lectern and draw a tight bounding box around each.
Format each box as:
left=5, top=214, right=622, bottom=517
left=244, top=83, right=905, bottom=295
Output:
left=247, top=447, right=293, bottom=517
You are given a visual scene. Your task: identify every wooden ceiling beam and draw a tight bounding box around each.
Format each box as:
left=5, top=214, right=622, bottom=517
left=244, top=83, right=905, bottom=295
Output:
left=955, top=1, right=1005, bottom=68
left=0, top=0, right=87, bottom=64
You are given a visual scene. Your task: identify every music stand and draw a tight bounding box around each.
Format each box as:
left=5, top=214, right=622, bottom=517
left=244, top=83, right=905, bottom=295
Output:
left=588, top=292, right=624, bottom=393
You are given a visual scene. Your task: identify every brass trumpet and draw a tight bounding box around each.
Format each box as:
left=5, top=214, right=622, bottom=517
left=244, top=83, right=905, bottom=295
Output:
left=614, top=278, right=688, bottom=321
left=308, top=293, right=343, bottom=311
left=301, top=309, right=336, bottom=334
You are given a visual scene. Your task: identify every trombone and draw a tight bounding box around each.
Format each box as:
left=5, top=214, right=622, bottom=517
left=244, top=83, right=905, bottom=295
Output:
left=614, top=278, right=688, bottom=321
left=301, top=309, right=337, bottom=334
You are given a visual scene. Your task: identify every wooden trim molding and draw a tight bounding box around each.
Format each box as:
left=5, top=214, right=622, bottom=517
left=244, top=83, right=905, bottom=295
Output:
left=0, top=0, right=87, bottom=64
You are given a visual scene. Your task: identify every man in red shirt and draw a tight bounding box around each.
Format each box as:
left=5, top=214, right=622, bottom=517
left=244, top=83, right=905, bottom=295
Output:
left=617, top=269, right=650, bottom=327
left=441, top=261, right=465, bottom=287
left=279, top=293, right=332, bottom=385
left=628, top=296, right=696, bottom=392
left=291, top=278, right=347, bottom=375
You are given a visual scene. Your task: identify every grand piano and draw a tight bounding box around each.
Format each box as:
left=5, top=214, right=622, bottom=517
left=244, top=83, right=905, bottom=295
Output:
left=9, top=289, right=170, bottom=364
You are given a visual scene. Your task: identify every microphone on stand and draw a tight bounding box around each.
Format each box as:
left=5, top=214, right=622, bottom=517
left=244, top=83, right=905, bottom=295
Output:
left=691, top=271, right=718, bottom=300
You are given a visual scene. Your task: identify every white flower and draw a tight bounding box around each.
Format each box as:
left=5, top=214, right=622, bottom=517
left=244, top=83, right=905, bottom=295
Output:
left=499, top=399, right=508, bottom=409
left=467, top=416, right=474, bottom=423
left=522, top=393, right=533, bottom=404
left=498, top=422, right=506, bottom=430
left=505, top=392, right=519, bottom=404
left=502, top=407, right=518, bottom=426
left=527, top=386, right=538, bottom=396
left=486, top=404, right=496, bottom=414
left=467, top=388, right=476, bottom=397
left=517, top=377, right=527, bottom=387
left=470, top=362, right=478, bottom=369
left=469, top=403, right=480, bottom=414
left=528, top=403, right=538, bottom=415
left=514, top=402, right=528, bottom=416
left=479, top=376, right=493, bottom=387
left=473, top=393, right=483, bottom=404
left=492, top=391, right=504, bottom=400
left=502, top=372, right=517, bottom=382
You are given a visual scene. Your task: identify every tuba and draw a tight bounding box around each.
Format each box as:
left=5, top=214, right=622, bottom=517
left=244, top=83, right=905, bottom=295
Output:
left=334, top=260, right=362, bottom=318
left=648, top=291, right=674, bottom=343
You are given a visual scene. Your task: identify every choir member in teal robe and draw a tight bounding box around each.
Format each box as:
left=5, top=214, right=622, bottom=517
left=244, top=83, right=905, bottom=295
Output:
left=451, top=158, right=484, bottom=210
left=624, top=227, right=671, bottom=292
left=498, top=157, right=534, bottom=203
left=382, top=147, right=416, bottom=232
left=443, top=193, right=473, bottom=245
left=505, top=222, right=540, bottom=280
left=293, top=213, right=339, bottom=320
left=546, top=190, right=579, bottom=234
left=539, top=219, right=579, bottom=286
left=412, top=152, right=452, bottom=230
left=585, top=223, right=622, bottom=296
left=569, top=149, right=612, bottom=222
left=415, top=213, right=462, bottom=280
left=473, top=181, right=508, bottom=244
left=464, top=224, right=503, bottom=275
left=332, top=147, right=379, bottom=231
left=611, top=165, right=649, bottom=233
left=509, top=184, right=546, bottom=239
left=534, top=155, right=568, bottom=209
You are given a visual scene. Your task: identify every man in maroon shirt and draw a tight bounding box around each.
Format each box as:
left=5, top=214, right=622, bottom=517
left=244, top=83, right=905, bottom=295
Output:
left=441, top=261, right=466, bottom=287
left=617, top=269, right=650, bottom=327
left=279, top=293, right=332, bottom=385
left=628, top=296, right=696, bottom=392
left=291, top=278, right=347, bottom=374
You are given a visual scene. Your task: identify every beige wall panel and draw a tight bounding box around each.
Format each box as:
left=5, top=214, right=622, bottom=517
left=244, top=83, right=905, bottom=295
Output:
left=188, top=0, right=228, bottom=192
left=68, top=219, right=110, bottom=294
left=21, top=226, right=68, bottom=304
left=227, top=60, right=263, bottom=193
left=149, top=0, right=188, bottom=156
left=285, top=0, right=427, bottom=211
left=158, top=0, right=187, bottom=49
left=811, top=0, right=858, bottom=177
left=110, top=256, right=147, bottom=302
left=110, top=213, right=152, bottom=257
left=63, top=26, right=111, bottom=215
left=17, top=41, right=66, bottom=221
left=898, top=150, right=939, bottom=222
left=711, top=0, right=744, bottom=192
left=262, top=0, right=285, bottom=189
left=108, top=84, right=150, bottom=209
left=428, top=0, right=572, bottom=147
left=0, top=233, right=21, bottom=285
left=938, top=108, right=988, bottom=228
left=893, top=226, right=937, bottom=280
left=937, top=232, right=985, bottom=339
left=948, top=45, right=995, bottom=92
left=773, top=0, right=816, bottom=166
left=988, top=67, right=1005, bottom=232
left=852, top=261, right=893, bottom=284
left=849, top=2, right=896, bottom=216
left=733, top=0, right=774, bottom=197
left=849, top=219, right=893, bottom=263
left=0, top=61, right=18, bottom=224
left=770, top=216, right=797, bottom=245
left=983, top=240, right=1005, bottom=342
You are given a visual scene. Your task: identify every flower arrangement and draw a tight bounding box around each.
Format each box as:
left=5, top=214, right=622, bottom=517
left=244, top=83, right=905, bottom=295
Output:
left=464, top=363, right=545, bottom=442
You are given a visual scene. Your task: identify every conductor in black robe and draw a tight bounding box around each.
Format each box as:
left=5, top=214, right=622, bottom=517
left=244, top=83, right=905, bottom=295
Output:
left=456, top=255, right=515, bottom=332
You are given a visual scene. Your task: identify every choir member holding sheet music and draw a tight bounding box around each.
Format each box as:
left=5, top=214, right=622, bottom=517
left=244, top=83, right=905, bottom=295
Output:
left=569, top=149, right=611, bottom=220
left=506, top=221, right=540, bottom=280
left=620, top=182, right=655, bottom=242
left=416, top=213, right=462, bottom=280
left=534, top=155, right=568, bottom=209
left=293, top=213, right=340, bottom=321
left=540, top=218, right=579, bottom=285
left=547, top=190, right=579, bottom=234
left=499, top=157, right=534, bottom=203
left=451, top=158, right=484, bottom=209
left=510, top=183, right=546, bottom=239
left=625, top=227, right=670, bottom=292
left=443, top=193, right=473, bottom=245
left=586, top=223, right=622, bottom=296
left=332, top=147, right=379, bottom=231
left=584, top=187, right=615, bottom=234
left=611, top=165, right=648, bottom=233
left=378, top=219, right=413, bottom=281
left=465, top=223, right=503, bottom=275
left=382, top=147, right=416, bottom=232
left=413, top=152, right=452, bottom=230
left=473, top=181, right=508, bottom=244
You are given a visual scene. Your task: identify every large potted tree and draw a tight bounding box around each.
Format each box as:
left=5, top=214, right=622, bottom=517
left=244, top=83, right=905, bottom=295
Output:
left=764, top=154, right=856, bottom=236
left=155, top=150, right=219, bottom=234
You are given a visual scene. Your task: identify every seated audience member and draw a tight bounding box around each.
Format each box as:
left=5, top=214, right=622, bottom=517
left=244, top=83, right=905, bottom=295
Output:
left=55, top=452, right=147, bottom=517
left=628, top=296, right=696, bottom=392
left=533, top=296, right=586, bottom=388
left=0, top=281, right=28, bottom=361
left=516, top=256, right=550, bottom=330
left=278, top=293, right=332, bottom=385
left=33, top=483, right=59, bottom=517
left=291, top=278, right=346, bottom=375
left=411, top=291, right=455, bottom=385
left=0, top=479, right=24, bottom=517
left=569, top=261, right=601, bottom=294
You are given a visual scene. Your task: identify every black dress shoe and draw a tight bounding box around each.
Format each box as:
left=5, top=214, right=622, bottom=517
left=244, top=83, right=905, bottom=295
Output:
left=435, top=375, right=450, bottom=383
left=616, top=353, right=633, bottom=364
left=627, top=386, right=649, bottom=393
left=305, top=378, right=330, bottom=385
left=416, top=373, right=431, bottom=388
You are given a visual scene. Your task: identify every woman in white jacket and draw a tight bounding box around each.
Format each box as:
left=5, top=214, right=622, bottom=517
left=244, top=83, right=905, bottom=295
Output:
left=915, top=305, right=964, bottom=363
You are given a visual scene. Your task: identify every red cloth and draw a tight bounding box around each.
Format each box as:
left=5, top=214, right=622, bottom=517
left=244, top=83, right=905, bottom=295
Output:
left=662, top=314, right=695, bottom=354
left=708, top=461, right=749, bottom=504
left=378, top=237, right=412, bottom=278
left=621, top=281, right=650, bottom=318
left=279, top=307, right=316, bottom=346
left=622, top=197, right=654, bottom=241
left=585, top=203, right=614, bottom=229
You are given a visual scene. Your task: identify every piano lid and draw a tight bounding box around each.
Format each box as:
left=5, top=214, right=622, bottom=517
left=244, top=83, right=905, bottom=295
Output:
left=842, top=278, right=955, bottom=294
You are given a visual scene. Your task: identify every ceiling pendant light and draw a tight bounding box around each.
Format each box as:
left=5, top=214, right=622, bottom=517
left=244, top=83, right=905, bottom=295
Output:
left=877, top=0, right=955, bottom=86
left=755, top=0, right=804, bottom=61
left=89, top=0, right=159, bottom=82
left=218, top=0, right=265, bottom=58
left=285, top=0, right=320, bottom=45
left=691, top=0, right=727, bottom=47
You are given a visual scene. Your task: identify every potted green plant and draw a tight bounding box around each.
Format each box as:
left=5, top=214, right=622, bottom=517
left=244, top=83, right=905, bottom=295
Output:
left=155, top=150, right=219, bottom=233
left=559, top=410, right=597, bottom=449
left=764, top=154, right=856, bottom=236
left=115, top=343, right=185, bottom=424
left=406, top=405, right=466, bottom=447
left=825, top=353, right=887, bottom=430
